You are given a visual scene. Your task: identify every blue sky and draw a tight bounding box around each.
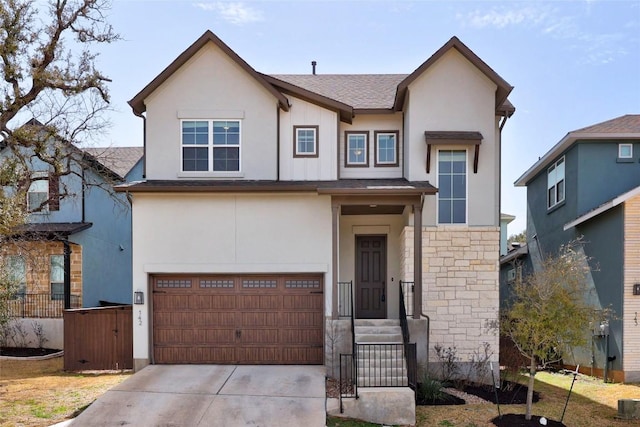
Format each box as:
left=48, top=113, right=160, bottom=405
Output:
left=95, top=0, right=640, bottom=235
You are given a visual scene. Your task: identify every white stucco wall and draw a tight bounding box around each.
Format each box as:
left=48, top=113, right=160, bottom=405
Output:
left=130, top=192, right=333, bottom=363
left=403, top=49, right=499, bottom=227
left=279, top=96, right=338, bottom=181
left=339, top=114, right=404, bottom=179
left=338, top=213, right=407, bottom=319
left=143, top=43, right=280, bottom=180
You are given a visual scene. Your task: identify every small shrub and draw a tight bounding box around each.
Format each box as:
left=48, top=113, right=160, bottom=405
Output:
left=434, top=344, right=460, bottom=383
left=467, top=342, right=493, bottom=385
left=12, top=320, right=31, bottom=348
left=418, top=373, right=446, bottom=404
left=31, top=321, right=48, bottom=349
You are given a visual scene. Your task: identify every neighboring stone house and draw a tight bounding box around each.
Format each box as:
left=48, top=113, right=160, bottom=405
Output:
left=513, top=114, right=640, bottom=382
left=119, top=29, right=514, bottom=400
left=1, top=142, right=143, bottom=326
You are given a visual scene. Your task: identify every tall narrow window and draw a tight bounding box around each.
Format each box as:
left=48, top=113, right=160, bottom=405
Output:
left=438, top=150, right=466, bottom=224
left=345, top=132, right=369, bottom=167
left=293, top=126, right=318, bottom=157
left=27, top=172, right=49, bottom=212
left=547, top=157, right=565, bottom=209
left=375, top=131, right=399, bottom=166
left=50, top=255, right=64, bottom=301
left=6, top=255, right=26, bottom=297
left=181, top=120, right=241, bottom=172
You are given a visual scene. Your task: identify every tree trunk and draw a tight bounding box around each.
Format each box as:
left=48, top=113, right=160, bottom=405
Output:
left=526, top=355, right=536, bottom=420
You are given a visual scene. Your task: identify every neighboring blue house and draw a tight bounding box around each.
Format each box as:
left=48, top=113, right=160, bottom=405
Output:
left=1, top=141, right=143, bottom=311
left=512, top=114, right=640, bottom=382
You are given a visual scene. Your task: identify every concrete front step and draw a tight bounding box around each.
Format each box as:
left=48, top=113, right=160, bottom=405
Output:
left=355, top=334, right=403, bottom=343
left=327, top=387, right=416, bottom=425
left=354, top=325, right=401, bottom=335
left=354, top=319, right=400, bottom=327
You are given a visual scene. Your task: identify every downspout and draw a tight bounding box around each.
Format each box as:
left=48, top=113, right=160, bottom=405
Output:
left=276, top=107, right=280, bottom=181
left=81, top=168, right=86, bottom=223
left=133, top=110, right=147, bottom=179
left=63, top=240, right=71, bottom=309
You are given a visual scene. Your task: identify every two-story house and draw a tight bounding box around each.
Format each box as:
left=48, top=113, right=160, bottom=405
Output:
left=514, top=114, right=640, bottom=382
left=1, top=135, right=142, bottom=348
left=118, top=30, right=514, bottom=385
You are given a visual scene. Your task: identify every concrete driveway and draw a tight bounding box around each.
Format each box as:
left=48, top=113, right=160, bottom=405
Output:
left=70, top=365, right=326, bottom=427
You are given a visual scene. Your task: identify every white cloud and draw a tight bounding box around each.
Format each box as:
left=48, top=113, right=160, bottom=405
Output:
left=461, top=6, right=549, bottom=29
left=193, top=2, right=264, bottom=25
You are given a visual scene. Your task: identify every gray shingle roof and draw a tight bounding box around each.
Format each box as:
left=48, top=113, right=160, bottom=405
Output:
left=269, top=74, right=406, bottom=109
left=572, top=114, right=640, bottom=134
left=83, top=147, right=143, bottom=179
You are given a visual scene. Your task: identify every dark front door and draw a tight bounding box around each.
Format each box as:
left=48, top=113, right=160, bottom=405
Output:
left=355, top=235, right=387, bottom=319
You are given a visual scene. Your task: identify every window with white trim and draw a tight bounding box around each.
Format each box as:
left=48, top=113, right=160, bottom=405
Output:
left=294, top=126, right=318, bottom=157
left=6, top=255, right=26, bottom=297
left=50, top=255, right=64, bottom=301
left=27, top=172, right=49, bottom=212
left=345, top=132, right=368, bottom=167
left=438, top=150, right=467, bottom=224
left=375, top=131, right=398, bottom=166
left=619, top=143, right=633, bottom=159
left=547, top=157, right=565, bottom=209
left=181, top=120, right=240, bottom=172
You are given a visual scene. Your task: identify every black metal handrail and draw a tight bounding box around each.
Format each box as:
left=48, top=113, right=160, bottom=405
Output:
left=399, top=283, right=418, bottom=390
left=7, top=293, right=81, bottom=318
left=338, top=281, right=353, bottom=317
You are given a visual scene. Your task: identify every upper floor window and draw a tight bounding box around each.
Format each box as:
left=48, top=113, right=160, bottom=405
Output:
left=547, top=157, right=565, bottom=209
left=438, top=150, right=466, bottom=224
left=294, top=126, right=318, bottom=157
left=619, top=143, right=633, bottom=159
left=375, top=131, right=399, bottom=167
left=182, top=120, right=240, bottom=172
left=27, top=172, right=58, bottom=212
left=345, top=132, right=369, bottom=167
left=50, top=255, right=64, bottom=301
left=6, top=255, right=26, bottom=297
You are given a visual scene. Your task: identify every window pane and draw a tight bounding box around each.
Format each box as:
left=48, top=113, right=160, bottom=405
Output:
left=51, top=283, right=64, bottom=300
left=452, top=200, right=466, bottom=223
left=183, top=147, right=209, bottom=171
left=297, top=129, right=316, bottom=154
left=182, top=121, right=208, bottom=145
left=452, top=175, right=466, bottom=198
left=619, top=144, right=633, bottom=158
left=557, top=179, right=565, bottom=202
left=377, top=134, right=396, bottom=163
left=213, top=147, right=240, bottom=171
left=438, top=200, right=452, bottom=224
left=347, top=135, right=366, bottom=164
left=51, top=255, right=64, bottom=283
left=439, top=175, right=452, bottom=198
left=548, top=187, right=555, bottom=208
left=213, top=121, right=240, bottom=146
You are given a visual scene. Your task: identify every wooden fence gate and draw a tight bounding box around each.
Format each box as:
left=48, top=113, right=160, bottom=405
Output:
left=64, top=305, right=133, bottom=371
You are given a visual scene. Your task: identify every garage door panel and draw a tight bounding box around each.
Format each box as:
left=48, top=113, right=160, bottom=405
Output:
left=153, top=274, right=323, bottom=364
left=193, top=294, right=236, bottom=309
left=241, top=312, right=279, bottom=327
left=194, top=311, right=236, bottom=327
left=237, top=295, right=282, bottom=310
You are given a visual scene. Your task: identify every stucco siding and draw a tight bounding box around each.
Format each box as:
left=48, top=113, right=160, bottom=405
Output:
left=339, top=114, right=404, bottom=179
left=143, top=43, right=279, bottom=180
left=279, top=96, right=338, bottom=181
left=130, top=192, right=333, bottom=361
left=624, top=195, right=640, bottom=381
left=405, top=49, right=499, bottom=227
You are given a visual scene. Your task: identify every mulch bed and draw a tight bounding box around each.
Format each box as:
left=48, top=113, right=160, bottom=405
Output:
left=416, top=391, right=465, bottom=406
left=492, top=414, right=566, bottom=427
left=463, top=381, right=540, bottom=404
left=0, top=347, right=61, bottom=357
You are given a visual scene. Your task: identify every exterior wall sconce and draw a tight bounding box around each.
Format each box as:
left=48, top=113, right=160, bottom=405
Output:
left=134, top=291, right=144, bottom=305
left=633, top=284, right=640, bottom=295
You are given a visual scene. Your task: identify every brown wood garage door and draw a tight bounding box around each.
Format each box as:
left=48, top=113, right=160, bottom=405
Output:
left=152, top=274, right=323, bottom=364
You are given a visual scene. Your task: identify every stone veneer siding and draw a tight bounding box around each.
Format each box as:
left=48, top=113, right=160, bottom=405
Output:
left=623, top=195, right=640, bottom=382
left=2, top=240, right=82, bottom=298
left=401, top=225, right=500, bottom=362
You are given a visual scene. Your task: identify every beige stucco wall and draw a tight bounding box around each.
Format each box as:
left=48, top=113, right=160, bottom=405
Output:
left=401, top=225, right=500, bottom=364
left=130, top=192, right=333, bottom=362
left=623, top=196, right=640, bottom=382
left=404, top=49, right=499, bottom=227
left=339, top=114, right=404, bottom=179
left=279, top=95, right=338, bottom=181
left=338, top=213, right=407, bottom=319
left=144, top=43, right=279, bottom=180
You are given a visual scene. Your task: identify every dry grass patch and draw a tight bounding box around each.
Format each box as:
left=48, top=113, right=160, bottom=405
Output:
left=416, top=372, right=640, bottom=427
left=0, top=356, right=130, bottom=427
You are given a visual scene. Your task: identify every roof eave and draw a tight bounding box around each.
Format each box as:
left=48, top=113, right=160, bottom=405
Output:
left=128, top=30, right=289, bottom=116
left=515, top=131, right=640, bottom=186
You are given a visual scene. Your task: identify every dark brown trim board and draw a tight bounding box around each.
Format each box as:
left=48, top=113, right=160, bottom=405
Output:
left=293, top=125, right=320, bottom=158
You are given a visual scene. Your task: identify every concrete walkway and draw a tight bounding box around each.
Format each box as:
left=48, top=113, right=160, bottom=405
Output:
left=70, top=365, right=326, bottom=427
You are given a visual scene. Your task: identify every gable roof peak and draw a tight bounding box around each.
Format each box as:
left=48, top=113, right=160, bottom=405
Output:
left=128, top=29, right=289, bottom=115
